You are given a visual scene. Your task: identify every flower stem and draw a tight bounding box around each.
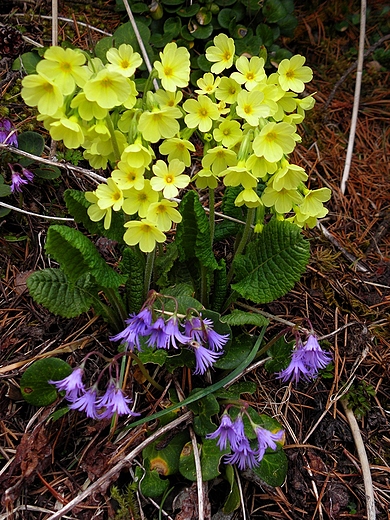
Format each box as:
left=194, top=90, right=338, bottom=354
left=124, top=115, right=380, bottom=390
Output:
left=130, top=352, right=164, bottom=392
left=208, top=187, right=215, bottom=243
left=144, top=249, right=156, bottom=299
left=105, top=114, right=121, bottom=162
left=226, top=207, right=255, bottom=286
left=104, top=287, right=128, bottom=326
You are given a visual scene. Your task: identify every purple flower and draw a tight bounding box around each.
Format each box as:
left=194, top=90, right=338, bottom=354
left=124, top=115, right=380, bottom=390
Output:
left=49, top=367, right=85, bottom=401
left=69, top=387, right=99, bottom=419
left=206, top=414, right=238, bottom=450
left=110, top=307, right=153, bottom=351
left=96, top=381, right=140, bottom=419
left=9, top=163, right=34, bottom=193
left=185, top=316, right=229, bottom=351
left=0, top=118, right=18, bottom=147
left=224, top=435, right=258, bottom=470
left=147, top=316, right=170, bottom=349
left=190, top=341, right=223, bottom=374
left=164, top=316, right=191, bottom=348
left=255, top=426, right=284, bottom=462
left=277, top=334, right=332, bottom=384
left=302, top=335, right=333, bottom=376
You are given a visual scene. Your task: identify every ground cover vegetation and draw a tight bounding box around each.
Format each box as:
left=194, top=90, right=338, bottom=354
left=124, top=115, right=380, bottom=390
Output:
left=0, top=0, right=389, bottom=519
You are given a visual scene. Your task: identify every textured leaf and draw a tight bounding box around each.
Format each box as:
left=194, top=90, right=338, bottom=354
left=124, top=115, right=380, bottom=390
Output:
left=221, top=309, right=269, bottom=328
left=211, top=259, right=227, bottom=313
left=214, top=334, right=255, bottom=370
left=232, top=219, right=310, bottom=303
left=64, top=189, right=125, bottom=243
left=27, top=268, right=97, bottom=318
left=121, top=247, right=145, bottom=313
left=223, top=464, right=241, bottom=514
left=265, top=336, right=294, bottom=373
left=20, top=358, right=72, bottom=406
left=188, top=393, right=220, bottom=436
left=176, top=191, right=218, bottom=271
left=214, top=186, right=244, bottom=242
left=138, top=466, right=169, bottom=498
left=215, top=381, right=257, bottom=400
left=143, top=432, right=189, bottom=476
left=45, top=225, right=125, bottom=288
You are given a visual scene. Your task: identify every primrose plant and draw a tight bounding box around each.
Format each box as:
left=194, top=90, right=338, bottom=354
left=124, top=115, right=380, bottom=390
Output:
left=16, top=33, right=333, bottom=504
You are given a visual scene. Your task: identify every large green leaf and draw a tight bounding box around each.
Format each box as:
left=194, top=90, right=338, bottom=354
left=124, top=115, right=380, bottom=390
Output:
left=27, top=269, right=97, bottom=318
left=179, top=438, right=229, bottom=481
left=221, top=309, right=269, bottom=328
left=45, top=225, right=125, bottom=288
left=176, top=190, right=218, bottom=271
left=253, top=449, right=288, bottom=487
left=232, top=219, right=310, bottom=303
left=121, top=247, right=145, bottom=313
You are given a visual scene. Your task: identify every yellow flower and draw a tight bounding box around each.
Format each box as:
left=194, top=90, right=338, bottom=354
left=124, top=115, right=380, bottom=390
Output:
left=123, top=79, right=138, bottom=109
left=183, top=96, right=220, bottom=132
left=122, top=179, right=159, bottom=217
left=271, top=160, right=308, bottom=191
left=236, top=89, right=267, bottom=127
left=121, top=140, right=154, bottom=169
left=71, top=92, right=108, bottom=121
left=235, top=188, right=262, bottom=208
left=213, top=119, right=242, bottom=148
left=202, top=146, right=237, bottom=174
left=123, top=219, right=166, bottom=253
left=299, top=188, right=331, bottom=216
left=252, top=122, right=297, bottom=162
left=277, top=55, right=313, bottom=93
left=220, top=161, right=258, bottom=189
left=215, top=77, right=240, bottom=104
left=21, top=73, right=63, bottom=116
left=206, top=33, right=235, bottom=74
left=95, top=178, right=124, bottom=211
left=147, top=199, right=182, bottom=232
left=154, top=42, right=190, bottom=92
left=261, top=185, right=303, bottom=213
left=36, top=46, right=90, bottom=95
left=83, top=69, right=131, bottom=109
left=154, top=89, right=183, bottom=108
left=106, top=44, right=143, bottom=77
left=85, top=191, right=112, bottom=229
left=159, top=138, right=195, bottom=167
left=49, top=115, right=84, bottom=149
left=111, top=161, right=145, bottom=191
left=246, top=154, right=278, bottom=179
left=151, top=159, right=190, bottom=199
left=194, top=168, right=219, bottom=189
left=231, top=56, right=266, bottom=91
left=195, top=72, right=221, bottom=95
left=138, top=105, right=182, bottom=143
left=83, top=149, right=109, bottom=170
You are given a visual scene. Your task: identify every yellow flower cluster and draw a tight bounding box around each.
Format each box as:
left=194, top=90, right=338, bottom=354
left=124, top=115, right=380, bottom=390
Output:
left=21, top=35, right=330, bottom=252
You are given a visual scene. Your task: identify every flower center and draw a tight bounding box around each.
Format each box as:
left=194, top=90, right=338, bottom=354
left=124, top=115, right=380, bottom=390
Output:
left=243, top=104, right=252, bottom=115
left=43, top=82, right=54, bottom=93
left=265, top=131, right=277, bottom=142
left=199, top=108, right=208, bottom=117
left=60, top=61, right=72, bottom=72
left=165, top=174, right=174, bottom=184
left=222, top=51, right=231, bottom=62
left=101, top=77, right=113, bottom=88
left=164, top=66, right=173, bottom=77
left=246, top=72, right=254, bottom=81
left=121, top=59, right=130, bottom=69
left=285, top=69, right=295, bottom=79
left=113, top=192, right=121, bottom=201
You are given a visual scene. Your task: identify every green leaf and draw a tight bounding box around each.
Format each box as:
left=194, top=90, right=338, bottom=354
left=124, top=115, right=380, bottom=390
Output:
left=34, top=165, right=61, bottom=179
left=256, top=23, right=276, bottom=46
left=223, top=464, right=241, bottom=513
left=215, top=381, right=257, bottom=400
left=188, top=393, right=220, bottom=436
left=12, top=51, right=41, bottom=74
left=45, top=225, right=125, bottom=288
left=27, top=269, right=97, bottom=318
left=138, top=345, right=168, bottom=366
left=253, top=449, right=288, bottom=487
left=214, top=334, right=255, bottom=370
left=214, top=186, right=244, bottom=242
left=176, top=191, right=218, bottom=271
left=211, top=259, right=227, bottom=313
left=177, top=4, right=200, bottom=17
left=232, top=219, right=310, bottom=304
left=143, top=431, right=189, bottom=476
left=18, top=131, right=44, bottom=157
left=265, top=336, right=294, bottom=373
left=191, top=23, right=214, bottom=40
left=138, top=467, right=169, bottom=498
left=218, top=8, right=236, bottom=29
left=221, top=309, right=269, bottom=328
left=20, top=358, right=72, bottom=406
left=121, top=247, right=145, bottom=313
left=63, top=189, right=125, bottom=242
left=113, top=21, right=152, bottom=60
left=0, top=182, right=11, bottom=197
left=94, top=36, right=114, bottom=62
left=262, top=0, right=288, bottom=23
left=278, top=14, right=298, bottom=37
left=179, top=438, right=229, bottom=481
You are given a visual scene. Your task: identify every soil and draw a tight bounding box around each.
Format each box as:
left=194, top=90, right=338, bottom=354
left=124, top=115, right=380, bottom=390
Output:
left=0, top=0, right=389, bottom=519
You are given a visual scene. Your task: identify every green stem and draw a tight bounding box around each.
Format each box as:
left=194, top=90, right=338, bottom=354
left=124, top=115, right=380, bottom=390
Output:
left=105, top=114, right=121, bottom=162
left=126, top=326, right=267, bottom=430
left=200, top=265, right=208, bottom=308
left=208, top=187, right=215, bottom=244
left=104, top=287, right=128, bottom=325
left=226, top=207, right=255, bottom=286
left=144, top=249, right=156, bottom=299
left=130, top=352, right=164, bottom=392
